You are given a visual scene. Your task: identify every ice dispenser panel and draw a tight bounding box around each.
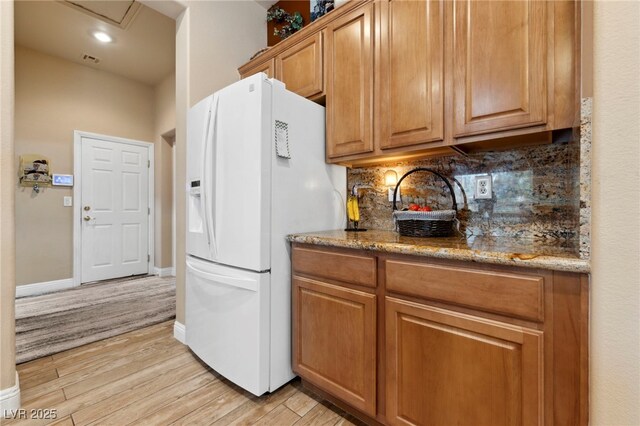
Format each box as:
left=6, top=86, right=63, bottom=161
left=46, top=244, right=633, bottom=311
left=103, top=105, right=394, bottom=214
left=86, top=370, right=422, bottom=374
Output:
left=189, top=180, right=203, bottom=232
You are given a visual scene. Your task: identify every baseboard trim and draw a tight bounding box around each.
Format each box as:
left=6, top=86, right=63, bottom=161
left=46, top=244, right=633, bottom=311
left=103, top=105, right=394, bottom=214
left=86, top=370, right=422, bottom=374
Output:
left=1, top=373, right=20, bottom=419
left=173, top=321, right=186, bottom=344
left=16, top=278, right=76, bottom=298
left=154, top=267, right=176, bottom=277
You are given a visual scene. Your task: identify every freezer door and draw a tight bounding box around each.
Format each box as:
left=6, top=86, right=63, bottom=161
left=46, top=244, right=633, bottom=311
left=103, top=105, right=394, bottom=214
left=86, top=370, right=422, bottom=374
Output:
left=185, top=256, right=270, bottom=396
left=210, top=74, right=272, bottom=272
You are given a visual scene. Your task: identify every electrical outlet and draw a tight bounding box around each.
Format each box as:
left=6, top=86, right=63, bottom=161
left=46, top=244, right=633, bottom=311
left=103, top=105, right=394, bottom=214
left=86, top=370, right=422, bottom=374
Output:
left=388, top=187, right=401, bottom=202
left=474, top=175, right=493, bottom=200
left=63, top=196, right=73, bottom=207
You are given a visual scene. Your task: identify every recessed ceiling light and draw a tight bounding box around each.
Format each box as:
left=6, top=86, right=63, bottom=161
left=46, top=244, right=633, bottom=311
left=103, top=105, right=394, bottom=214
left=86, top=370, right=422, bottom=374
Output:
left=93, top=32, right=112, bottom=43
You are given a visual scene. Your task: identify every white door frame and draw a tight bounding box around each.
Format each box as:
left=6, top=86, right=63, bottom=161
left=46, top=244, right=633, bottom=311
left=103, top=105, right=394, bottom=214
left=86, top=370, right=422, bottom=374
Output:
left=73, top=130, right=155, bottom=286
left=171, top=135, right=176, bottom=272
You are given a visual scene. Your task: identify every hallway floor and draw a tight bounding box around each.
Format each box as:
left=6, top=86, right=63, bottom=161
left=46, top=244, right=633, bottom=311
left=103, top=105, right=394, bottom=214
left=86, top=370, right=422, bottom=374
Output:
left=9, top=321, right=365, bottom=426
left=16, top=275, right=175, bottom=363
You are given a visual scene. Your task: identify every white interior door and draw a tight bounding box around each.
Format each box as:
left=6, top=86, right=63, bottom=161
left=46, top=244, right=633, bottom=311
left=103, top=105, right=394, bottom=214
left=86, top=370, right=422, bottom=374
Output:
left=81, top=136, right=150, bottom=283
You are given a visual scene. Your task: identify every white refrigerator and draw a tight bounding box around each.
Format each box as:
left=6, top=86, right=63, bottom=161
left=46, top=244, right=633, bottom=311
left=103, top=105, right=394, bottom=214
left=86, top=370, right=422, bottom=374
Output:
left=185, top=73, right=346, bottom=396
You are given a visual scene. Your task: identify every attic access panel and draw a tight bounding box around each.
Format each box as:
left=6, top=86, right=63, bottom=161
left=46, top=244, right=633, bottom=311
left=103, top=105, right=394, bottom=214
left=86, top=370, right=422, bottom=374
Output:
left=61, top=0, right=142, bottom=29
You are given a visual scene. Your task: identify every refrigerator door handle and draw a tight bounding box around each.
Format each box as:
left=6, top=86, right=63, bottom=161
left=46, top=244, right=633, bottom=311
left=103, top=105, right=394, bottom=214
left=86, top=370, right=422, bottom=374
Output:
left=201, top=95, right=219, bottom=256
left=186, top=261, right=258, bottom=292
left=200, top=99, right=212, bottom=247
left=205, top=95, right=220, bottom=256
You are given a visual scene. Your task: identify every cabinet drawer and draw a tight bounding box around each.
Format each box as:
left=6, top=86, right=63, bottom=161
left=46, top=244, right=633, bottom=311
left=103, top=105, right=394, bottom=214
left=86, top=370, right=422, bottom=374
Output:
left=293, top=247, right=376, bottom=288
left=384, top=259, right=544, bottom=322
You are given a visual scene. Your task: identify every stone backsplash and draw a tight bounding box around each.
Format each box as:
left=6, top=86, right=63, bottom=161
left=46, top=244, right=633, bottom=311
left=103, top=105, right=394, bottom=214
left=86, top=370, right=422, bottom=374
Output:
left=347, top=141, right=581, bottom=242
left=579, top=97, right=592, bottom=258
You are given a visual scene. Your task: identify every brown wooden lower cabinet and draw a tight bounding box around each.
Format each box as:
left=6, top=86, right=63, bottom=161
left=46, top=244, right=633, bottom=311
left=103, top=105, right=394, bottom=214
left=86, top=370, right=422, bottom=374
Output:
left=292, top=276, right=377, bottom=416
left=291, top=244, right=588, bottom=425
left=385, top=297, right=543, bottom=426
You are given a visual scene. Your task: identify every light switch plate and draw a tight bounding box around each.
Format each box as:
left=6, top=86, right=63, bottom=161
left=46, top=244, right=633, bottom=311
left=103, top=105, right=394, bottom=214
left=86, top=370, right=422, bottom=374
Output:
left=63, top=196, right=72, bottom=207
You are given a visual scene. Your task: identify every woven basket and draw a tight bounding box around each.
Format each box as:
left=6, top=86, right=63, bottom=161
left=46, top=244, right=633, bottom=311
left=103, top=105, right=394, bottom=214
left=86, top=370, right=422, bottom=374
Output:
left=391, top=168, right=458, bottom=238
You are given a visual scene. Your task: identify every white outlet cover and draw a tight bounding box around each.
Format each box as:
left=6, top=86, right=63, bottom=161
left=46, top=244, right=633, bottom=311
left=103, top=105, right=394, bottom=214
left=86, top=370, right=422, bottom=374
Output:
left=63, top=196, right=73, bottom=207
left=474, top=175, right=493, bottom=200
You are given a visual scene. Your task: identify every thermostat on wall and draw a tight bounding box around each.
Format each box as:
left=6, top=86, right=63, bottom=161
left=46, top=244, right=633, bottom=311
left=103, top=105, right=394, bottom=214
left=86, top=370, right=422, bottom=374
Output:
left=52, top=174, right=74, bottom=186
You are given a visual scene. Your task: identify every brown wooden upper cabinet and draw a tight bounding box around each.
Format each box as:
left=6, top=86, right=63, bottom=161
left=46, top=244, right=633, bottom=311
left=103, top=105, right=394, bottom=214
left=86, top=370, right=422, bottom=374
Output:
left=237, top=0, right=578, bottom=163
left=275, top=33, right=324, bottom=100
left=239, top=58, right=275, bottom=80
left=325, top=3, right=375, bottom=158
left=238, top=36, right=324, bottom=100
left=452, top=0, right=547, bottom=137
left=377, top=0, right=444, bottom=150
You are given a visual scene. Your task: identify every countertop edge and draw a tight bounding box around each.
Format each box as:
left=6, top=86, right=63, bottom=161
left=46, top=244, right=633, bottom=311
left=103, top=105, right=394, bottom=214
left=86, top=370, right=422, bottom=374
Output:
left=287, top=235, right=591, bottom=274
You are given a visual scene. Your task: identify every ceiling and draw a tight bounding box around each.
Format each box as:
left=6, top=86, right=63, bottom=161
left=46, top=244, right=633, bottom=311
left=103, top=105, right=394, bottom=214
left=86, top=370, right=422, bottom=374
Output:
left=255, top=1, right=278, bottom=9
left=15, top=1, right=175, bottom=86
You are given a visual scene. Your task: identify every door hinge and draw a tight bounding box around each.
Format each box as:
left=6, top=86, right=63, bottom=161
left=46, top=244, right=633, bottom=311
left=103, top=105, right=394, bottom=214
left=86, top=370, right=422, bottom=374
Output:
left=148, top=207, right=151, bottom=215
left=148, top=160, right=150, bottom=168
left=147, top=254, right=150, bottom=262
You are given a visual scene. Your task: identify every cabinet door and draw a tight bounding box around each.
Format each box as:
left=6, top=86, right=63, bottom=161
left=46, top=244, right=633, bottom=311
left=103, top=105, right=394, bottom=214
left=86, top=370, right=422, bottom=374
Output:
left=453, top=0, right=547, bottom=137
left=386, top=297, right=543, bottom=426
left=293, top=277, right=377, bottom=416
left=239, top=58, right=275, bottom=79
left=276, top=33, right=324, bottom=99
left=325, top=4, right=374, bottom=158
left=377, top=0, right=443, bottom=149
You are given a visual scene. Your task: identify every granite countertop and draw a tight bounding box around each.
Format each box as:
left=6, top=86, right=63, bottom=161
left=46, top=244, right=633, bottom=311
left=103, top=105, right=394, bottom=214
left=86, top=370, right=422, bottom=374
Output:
left=287, top=230, right=590, bottom=273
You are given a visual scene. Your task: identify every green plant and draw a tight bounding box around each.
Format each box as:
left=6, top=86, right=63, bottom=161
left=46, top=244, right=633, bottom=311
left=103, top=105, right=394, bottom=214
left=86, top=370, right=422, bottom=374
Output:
left=267, top=6, right=304, bottom=40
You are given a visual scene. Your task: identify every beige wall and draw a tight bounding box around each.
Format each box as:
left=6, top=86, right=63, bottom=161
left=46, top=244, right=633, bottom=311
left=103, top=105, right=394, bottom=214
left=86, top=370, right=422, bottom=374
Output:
left=0, top=0, right=17, bottom=394
left=154, top=72, right=176, bottom=269
left=185, top=2, right=267, bottom=104
left=175, top=9, right=188, bottom=325
left=591, top=1, right=640, bottom=424
left=155, top=73, right=176, bottom=135
left=174, top=0, right=267, bottom=324
left=14, top=46, right=156, bottom=285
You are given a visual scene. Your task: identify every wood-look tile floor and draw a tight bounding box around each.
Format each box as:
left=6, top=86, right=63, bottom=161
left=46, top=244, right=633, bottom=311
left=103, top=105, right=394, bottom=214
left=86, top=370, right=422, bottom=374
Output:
left=10, top=321, right=366, bottom=426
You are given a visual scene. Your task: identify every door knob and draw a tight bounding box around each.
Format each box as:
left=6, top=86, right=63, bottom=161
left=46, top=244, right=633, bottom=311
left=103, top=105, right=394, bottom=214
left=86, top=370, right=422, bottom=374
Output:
left=84, top=206, right=91, bottom=211
left=84, top=216, right=92, bottom=221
